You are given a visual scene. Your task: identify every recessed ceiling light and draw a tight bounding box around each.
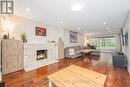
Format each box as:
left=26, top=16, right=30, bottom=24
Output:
left=26, top=8, right=30, bottom=12
left=72, top=4, right=83, bottom=11
left=104, top=22, right=107, bottom=25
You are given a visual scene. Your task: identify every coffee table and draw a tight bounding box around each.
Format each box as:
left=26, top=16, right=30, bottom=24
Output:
left=47, top=65, right=106, bottom=87
left=80, top=49, right=95, bottom=61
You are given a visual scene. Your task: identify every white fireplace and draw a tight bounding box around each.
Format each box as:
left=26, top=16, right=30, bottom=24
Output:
left=23, top=43, right=58, bottom=71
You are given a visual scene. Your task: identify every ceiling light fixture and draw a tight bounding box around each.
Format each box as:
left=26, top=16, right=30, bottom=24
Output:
left=104, top=22, right=107, bottom=25
left=26, top=8, right=30, bottom=12
left=72, top=4, right=83, bottom=11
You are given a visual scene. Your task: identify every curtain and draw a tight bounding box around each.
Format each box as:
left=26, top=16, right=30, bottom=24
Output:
left=115, top=34, right=121, bottom=52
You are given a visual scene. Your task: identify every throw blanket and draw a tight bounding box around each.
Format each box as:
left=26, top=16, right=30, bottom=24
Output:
left=69, top=48, right=75, bottom=56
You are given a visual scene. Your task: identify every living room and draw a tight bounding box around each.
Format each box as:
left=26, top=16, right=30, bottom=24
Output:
left=0, top=0, right=130, bottom=87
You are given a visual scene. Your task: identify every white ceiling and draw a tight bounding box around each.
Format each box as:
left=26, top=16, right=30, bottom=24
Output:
left=15, top=0, right=130, bottom=34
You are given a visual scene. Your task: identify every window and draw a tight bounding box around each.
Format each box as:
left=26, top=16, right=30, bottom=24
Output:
left=91, top=36, right=116, bottom=49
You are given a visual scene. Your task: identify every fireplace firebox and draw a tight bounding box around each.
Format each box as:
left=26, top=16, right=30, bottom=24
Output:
left=37, top=50, right=47, bottom=60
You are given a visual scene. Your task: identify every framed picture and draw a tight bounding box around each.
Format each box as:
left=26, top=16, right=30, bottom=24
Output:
left=36, top=27, right=46, bottom=36
left=70, top=31, right=78, bottom=43
left=125, top=32, right=128, bottom=46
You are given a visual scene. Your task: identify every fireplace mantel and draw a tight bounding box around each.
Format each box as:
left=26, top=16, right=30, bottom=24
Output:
left=23, top=43, right=58, bottom=71
left=23, top=42, right=57, bottom=45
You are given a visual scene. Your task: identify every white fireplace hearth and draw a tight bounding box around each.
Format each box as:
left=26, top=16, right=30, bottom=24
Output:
left=23, top=43, right=58, bottom=71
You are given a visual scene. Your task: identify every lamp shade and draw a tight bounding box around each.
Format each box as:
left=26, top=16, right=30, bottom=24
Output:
left=86, top=40, right=89, bottom=43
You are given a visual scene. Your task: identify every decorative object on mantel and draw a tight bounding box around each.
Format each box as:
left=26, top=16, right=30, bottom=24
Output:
left=3, top=35, right=8, bottom=39
left=47, top=40, right=55, bottom=43
left=70, top=31, right=78, bottom=43
left=36, top=27, right=46, bottom=36
left=51, top=41, right=55, bottom=43
left=59, top=37, right=62, bottom=41
left=21, top=33, right=27, bottom=43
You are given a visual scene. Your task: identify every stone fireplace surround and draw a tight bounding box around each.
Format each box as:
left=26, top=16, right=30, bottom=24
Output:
left=23, top=43, right=58, bottom=71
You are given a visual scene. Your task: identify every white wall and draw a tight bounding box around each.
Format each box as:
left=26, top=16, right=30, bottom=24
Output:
left=0, top=16, right=64, bottom=43
left=0, top=16, right=85, bottom=47
left=123, top=11, right=130, bottom=74
left=64, top=29, right=85, bottom=48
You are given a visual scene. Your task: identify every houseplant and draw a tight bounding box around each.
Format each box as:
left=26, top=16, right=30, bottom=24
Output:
left=21, top=33, right=27, bottom=42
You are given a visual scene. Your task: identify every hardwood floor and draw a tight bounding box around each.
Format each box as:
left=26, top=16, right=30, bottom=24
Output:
left=2, top=53, right=130, bottom=87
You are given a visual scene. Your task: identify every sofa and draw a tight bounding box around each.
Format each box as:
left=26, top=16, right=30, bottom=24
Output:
left=64, top=46, right=84, bottom=58
left=64, top=46, right=100, bottom=58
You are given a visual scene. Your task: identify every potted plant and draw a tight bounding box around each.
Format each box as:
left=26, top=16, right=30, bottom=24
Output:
left=21, top=33, right=27, bottom=43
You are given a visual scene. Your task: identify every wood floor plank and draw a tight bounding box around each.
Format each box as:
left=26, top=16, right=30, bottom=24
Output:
left=1, top=53, right=130, bottom=87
